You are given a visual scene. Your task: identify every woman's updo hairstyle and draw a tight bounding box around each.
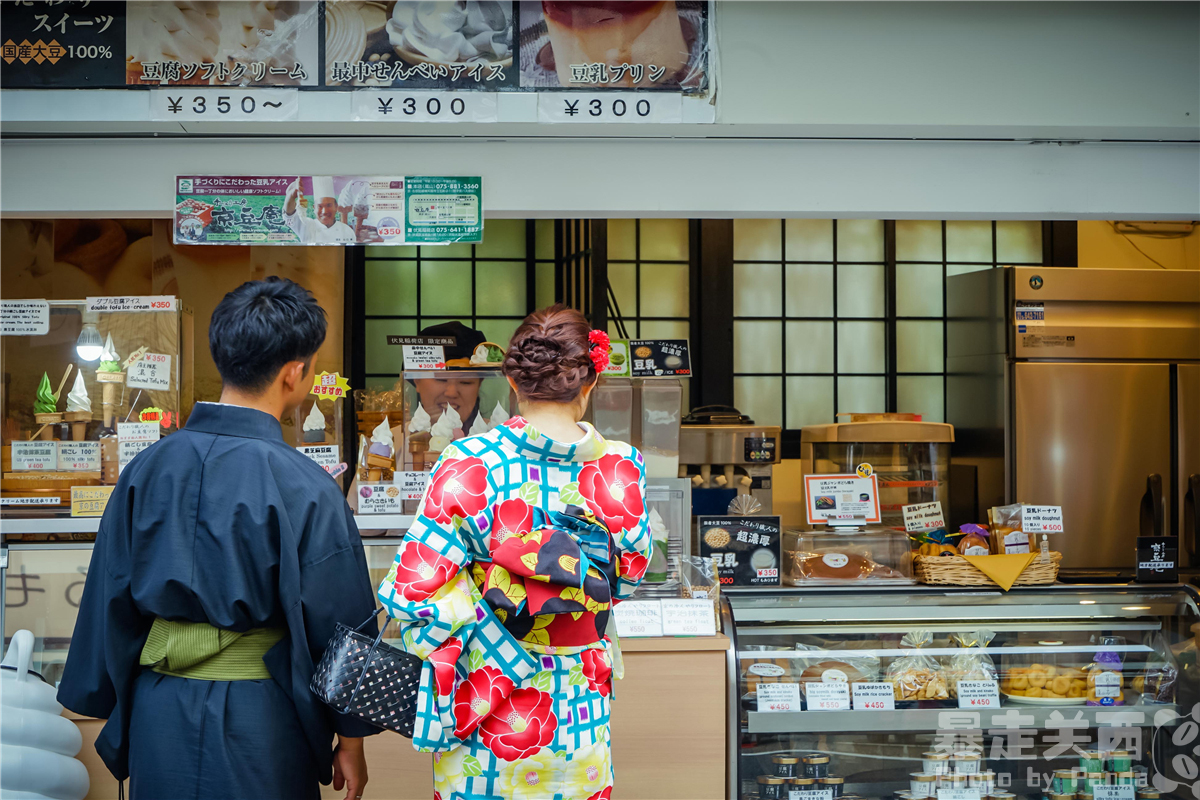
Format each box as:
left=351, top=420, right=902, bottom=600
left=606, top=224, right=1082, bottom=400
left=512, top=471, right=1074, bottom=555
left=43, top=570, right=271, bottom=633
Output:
left=504, top=304, right=596, bottom=403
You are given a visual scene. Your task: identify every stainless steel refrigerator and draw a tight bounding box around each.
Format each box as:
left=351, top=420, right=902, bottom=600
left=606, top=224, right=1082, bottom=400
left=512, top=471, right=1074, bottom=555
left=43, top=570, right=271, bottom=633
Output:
left=947, top=266, right=1200, bottom=575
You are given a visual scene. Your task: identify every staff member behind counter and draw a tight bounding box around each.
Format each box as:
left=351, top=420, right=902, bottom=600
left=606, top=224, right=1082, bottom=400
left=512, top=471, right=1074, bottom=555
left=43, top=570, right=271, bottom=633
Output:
left=284, top=176, right=356, bottom=244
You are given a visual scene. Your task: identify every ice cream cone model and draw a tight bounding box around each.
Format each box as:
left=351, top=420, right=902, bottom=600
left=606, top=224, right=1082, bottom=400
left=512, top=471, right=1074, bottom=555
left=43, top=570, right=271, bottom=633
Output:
left=302, top=403, right=327, bottom=444
left=64, top=370, right=93, bottom=440
left=34, top=372, right=62, bottom=439
left=365, top=416, right=395, bottom=470
left=489, top=400, right=511, bottom=431
left=96, top=334, right=124, bottom=428
left=428, top=405, right=461, bottom=453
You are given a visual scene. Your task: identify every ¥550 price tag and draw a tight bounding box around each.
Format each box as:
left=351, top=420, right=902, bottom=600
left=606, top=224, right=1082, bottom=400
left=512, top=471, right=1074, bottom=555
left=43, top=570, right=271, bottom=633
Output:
left=805, top=682, right=851, bottom=711
left=852, top=682, right=896, bottom=711
left=957, top=680, right=1000, bottom=709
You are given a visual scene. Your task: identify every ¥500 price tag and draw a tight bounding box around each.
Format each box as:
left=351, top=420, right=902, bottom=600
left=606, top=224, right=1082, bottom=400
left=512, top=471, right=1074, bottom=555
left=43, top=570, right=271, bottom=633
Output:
left=757, top=682, right=801, bottom=713
left=852, top=682, right=896, bottom=711
left=957, top=680, right=1000, bottom=709
left=1022, top=504, right=1063, bottom=533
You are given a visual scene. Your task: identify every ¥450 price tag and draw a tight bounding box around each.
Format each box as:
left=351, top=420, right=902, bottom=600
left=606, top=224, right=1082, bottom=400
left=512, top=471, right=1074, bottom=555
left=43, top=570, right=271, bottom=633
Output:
left=852, top=682, right=896, bottom=711
left=756, top=682, right=801, bottom=713
left=957, top=680, right=1000, bottom=709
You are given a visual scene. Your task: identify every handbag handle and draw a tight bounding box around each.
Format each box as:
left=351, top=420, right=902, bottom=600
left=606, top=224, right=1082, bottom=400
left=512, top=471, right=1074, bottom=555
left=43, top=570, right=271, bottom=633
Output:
left=341, top=609, right=401, bottom=713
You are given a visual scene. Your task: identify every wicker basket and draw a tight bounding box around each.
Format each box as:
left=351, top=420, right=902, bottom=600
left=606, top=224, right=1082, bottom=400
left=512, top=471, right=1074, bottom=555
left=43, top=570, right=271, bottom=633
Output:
left=914, top=552, right=1061, bottom=587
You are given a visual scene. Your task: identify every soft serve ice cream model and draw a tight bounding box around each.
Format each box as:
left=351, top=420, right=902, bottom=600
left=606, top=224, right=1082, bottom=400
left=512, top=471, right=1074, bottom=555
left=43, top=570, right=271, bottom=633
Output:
left=302, top=403, right=327, bottom=443
left=405, top=401, right=433, bottom=470
left=488, top=400, right=510, bottom=430
left=64, top=370, right=92, bottom=441
left=427, top=404, right=462, bottom=454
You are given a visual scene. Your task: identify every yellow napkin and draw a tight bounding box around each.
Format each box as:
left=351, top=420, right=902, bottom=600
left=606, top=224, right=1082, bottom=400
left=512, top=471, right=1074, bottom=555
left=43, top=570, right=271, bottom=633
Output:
left=962, top=553, right=1036, bottom=591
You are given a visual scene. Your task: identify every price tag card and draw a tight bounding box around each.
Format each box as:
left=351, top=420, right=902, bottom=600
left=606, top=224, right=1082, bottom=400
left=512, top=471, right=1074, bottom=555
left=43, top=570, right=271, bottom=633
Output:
left=388, top=335, right=456, bottom=371
left=298, top=445, right=340, bottom=473
left=1, top=299, right=49, bottom=335
left=12, top=440, right=57, bottom=471
left=957, top=680, right=1001, bottom=709
left=150, top=89, right=299, bottom=121
left=790, top=790, right=833, bottom=800
left=126, top=352, right=172, bottom=391
left=804, top=473, right=882, bottom=524
left=358, top=483, right=403, bottom=513
left=1022, top=505, right=1064, bottom=533
left=397, top=471, right=430, bottom=501
left=58, top=442, right=100, bottom=472
left=353, top=91, right=499, bottom=122
left=903, top=501, right=946, bottom=533
left=805, top=682, right=851, bottom=711
left=612, top=601, right=664, bottom=638
left=852, top=682, right=896, bottom=711
left=937, top=790, right=982, bottom=800
left=86, top=296, right=177, bottom=313
left=659, top=598, right=717, bottom=637
left=1093, top=787, right=1135, bottom=800
left=538, top=92, right=684, bottom=124
left=71, top=485, right=115, bottom=517
left=627, top=340, right=692, bottom=377
left=118, top=422, right=160, bottom=473
left=756, top=682, right=801, bottom=713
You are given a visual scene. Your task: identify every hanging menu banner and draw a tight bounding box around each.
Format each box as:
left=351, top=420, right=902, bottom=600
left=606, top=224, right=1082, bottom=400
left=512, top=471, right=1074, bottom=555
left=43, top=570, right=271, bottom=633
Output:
left=175, top=176, right=482, bottom=246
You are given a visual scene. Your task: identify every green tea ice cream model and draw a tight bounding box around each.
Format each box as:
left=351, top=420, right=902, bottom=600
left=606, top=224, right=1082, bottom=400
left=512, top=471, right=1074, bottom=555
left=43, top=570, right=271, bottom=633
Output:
left=34, top=371, right=63, bottom=439
left=64, top=370, right=93, bottom=440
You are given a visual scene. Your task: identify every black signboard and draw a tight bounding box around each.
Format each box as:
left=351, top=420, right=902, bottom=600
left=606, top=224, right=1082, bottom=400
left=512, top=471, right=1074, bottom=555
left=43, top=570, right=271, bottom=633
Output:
left=698, top=515, right=781, bottom=587
left=1136, top=536, right=1177, bottom=583
left=629, top=339, right=691, bottom=377
left=1, top=1, right=125, bottom=88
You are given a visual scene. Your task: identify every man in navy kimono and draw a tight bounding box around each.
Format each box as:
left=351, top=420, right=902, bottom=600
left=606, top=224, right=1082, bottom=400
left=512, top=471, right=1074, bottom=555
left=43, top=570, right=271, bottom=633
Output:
left=59, top=278, right=379, bottom=800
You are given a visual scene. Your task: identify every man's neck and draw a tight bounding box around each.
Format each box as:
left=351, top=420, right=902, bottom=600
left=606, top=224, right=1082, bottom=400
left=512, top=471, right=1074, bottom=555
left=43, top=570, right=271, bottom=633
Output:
left=218, top=387, right=286, bottom=421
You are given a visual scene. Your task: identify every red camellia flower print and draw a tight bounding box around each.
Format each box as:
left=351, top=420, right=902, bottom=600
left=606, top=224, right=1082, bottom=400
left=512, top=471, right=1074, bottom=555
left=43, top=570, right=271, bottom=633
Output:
left=504, top=416, right=528, bottom=430
left=580, top=647, right=613, bottom=697
left=619, top=551, right=648, bottom=583
left=578, top=454, right=644, bottom=533
left=424, top=457, right=490, bottom=524
left=491, top=498, right=534, bottom=549
left=478, top=687, right=558, bottom=761
left=393, top=540, right=459, bottom=601
left=586, top=788, right=612, bottom=800
left=427, top=636, right=462, bottom=697
left=453, top=665, right=515, bottom=740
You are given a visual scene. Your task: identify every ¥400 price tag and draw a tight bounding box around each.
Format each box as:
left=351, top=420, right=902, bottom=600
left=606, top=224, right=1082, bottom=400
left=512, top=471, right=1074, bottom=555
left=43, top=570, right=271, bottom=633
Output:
left=957, top=680, right=1000, bottom=709
left=852, top=682, right=896, bottom=711
left=151, top=89, right=298, bottom=121
left=538, top=92, right=683, bottom=124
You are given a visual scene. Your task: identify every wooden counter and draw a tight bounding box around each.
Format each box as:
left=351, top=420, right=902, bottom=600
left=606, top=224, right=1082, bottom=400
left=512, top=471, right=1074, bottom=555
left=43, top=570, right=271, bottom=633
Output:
left=70, top=635, right=730, bottom=800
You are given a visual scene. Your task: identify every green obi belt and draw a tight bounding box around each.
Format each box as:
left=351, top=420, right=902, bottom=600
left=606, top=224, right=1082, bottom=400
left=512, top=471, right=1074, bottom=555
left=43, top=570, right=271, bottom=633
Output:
left=139, top=618, right=285, bottom=681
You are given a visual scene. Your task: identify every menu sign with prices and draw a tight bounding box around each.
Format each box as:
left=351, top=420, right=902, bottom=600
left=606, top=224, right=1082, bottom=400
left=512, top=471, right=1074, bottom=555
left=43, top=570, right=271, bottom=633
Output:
left=1021, top=504, right=1063, bottom=533
left=86, top=296, right=176, bottom=313
left=126, top=352, right=171, bottom=391
left=117, top=421, right=159, bottom=472
left=358, top=483, right=402, bottom=514
left=956, top=680, right=1001, bottom=709
left=851, top=682, right=896, bottom=711
left=628, top=340, right=691, bottom=377
left=353, top=91, right=499, bottom=123
left=389, top=336, right=456, bottom=371
left=12, top=441, right=56, bottom=471
left=397, top=471, right=430, bottom=501
left=804, top=474, right=882, bottom=525
left=903, top=501, right=946, bottom=533
left=611, top=601, right=664, bottom=638
left=804, top=681, right=851, bottom=711
left=599, top=340, right=631, bottom=377
left=698, top=516, right=782, bottom=587
left=1136, top=536, right=1178, bottom=583
left=150, top=88, right=299, bottom=121
left=756, top=682, right=801, bottom=713
left=659, top=598, right=717, bottom=636
left=537, top=92, right=684, bottom=124
left=58, top=442, right=101, bottom=472
left=1, top=299, right=49, bottom=335
left=71, top=485, right=115, bottom=517
left=298, top=445, right=339, bottom=473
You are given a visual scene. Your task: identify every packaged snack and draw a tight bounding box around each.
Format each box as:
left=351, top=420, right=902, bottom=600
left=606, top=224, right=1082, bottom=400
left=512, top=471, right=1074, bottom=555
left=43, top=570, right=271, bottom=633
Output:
left=1086, top=636, right=1125, bottom=706
left=990, top=503, right=1030, bottom=554
left=794, top=643, right=880, bottom=698
left=1132, top=632, right=1178, bottom=704
left=947, top=629, right=998, bottom=697
left=887, top=630, right=949, bottom=701
left=956, top=524, right=992, bottom=556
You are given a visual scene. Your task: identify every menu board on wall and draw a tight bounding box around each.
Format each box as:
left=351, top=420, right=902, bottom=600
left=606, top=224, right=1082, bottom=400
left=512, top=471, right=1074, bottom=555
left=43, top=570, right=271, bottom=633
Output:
left=3, top=1, right=712, bottom=97
left=174, top=175, right=481, bottom=246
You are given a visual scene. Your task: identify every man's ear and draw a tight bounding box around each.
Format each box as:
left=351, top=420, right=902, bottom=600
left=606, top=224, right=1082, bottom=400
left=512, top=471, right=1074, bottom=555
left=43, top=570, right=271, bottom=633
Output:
left=282, top=360, right=308, bottom=393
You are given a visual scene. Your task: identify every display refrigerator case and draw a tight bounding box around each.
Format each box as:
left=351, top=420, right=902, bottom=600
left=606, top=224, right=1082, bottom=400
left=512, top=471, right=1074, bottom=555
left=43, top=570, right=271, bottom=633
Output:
left=728, top=584, right=1200, bottom=800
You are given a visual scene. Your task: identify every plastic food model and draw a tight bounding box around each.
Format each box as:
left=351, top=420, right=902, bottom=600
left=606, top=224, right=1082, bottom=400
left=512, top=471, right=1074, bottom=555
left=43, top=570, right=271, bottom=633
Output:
left=95, top=333, right=126, bottom=429
left=887, top=631, right=949, bottom=701
left=363, top=415, right=395, bottom=481
left=427, top=403, right=462, bottom=453
left=488, top=400, right=510, bottom=430
left=302, top=403, right=326, bottom=443
left=64, top=371, right=92, bottom=441
left=467, top=412, right=489, bottom=437
left=33, top=372, right=61, bottom=438
left=467, top=342, right=505, bottom=367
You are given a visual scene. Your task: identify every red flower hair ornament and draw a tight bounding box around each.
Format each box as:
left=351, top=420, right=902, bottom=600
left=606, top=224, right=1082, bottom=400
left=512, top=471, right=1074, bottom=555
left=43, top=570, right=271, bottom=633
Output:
left=588, top=329, right=611, bottom=373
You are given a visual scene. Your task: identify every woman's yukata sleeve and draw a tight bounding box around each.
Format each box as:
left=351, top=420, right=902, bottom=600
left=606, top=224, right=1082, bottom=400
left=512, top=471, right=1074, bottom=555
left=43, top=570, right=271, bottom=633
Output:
left=612, top=447, right=653, bottom=603
left=376, top=453, right=491, bottom=660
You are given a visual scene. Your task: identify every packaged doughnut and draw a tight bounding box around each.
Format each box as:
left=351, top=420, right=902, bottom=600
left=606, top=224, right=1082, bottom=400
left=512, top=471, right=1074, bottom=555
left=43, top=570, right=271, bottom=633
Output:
left=947, top=629, right=998, bottom=697
left=1086, top=636, right=1126, bottom=706
left=887, top=630, right=949, bottom=701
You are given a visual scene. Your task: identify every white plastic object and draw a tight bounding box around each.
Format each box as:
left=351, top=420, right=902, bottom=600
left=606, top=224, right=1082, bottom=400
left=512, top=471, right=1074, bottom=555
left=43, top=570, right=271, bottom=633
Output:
left=0, top=631, right=90, bottom=800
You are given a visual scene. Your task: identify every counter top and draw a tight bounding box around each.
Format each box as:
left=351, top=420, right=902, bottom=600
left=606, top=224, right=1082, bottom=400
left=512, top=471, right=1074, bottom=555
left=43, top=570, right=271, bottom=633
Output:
left=619, top=634, right=730, bottom=652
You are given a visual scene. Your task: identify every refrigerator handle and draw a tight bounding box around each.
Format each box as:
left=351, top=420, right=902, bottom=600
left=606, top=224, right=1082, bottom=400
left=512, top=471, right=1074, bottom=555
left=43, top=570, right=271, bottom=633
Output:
left=1140, top=474, right=1165, bottom=538
left=1186, top=473, right=1199, bottom=563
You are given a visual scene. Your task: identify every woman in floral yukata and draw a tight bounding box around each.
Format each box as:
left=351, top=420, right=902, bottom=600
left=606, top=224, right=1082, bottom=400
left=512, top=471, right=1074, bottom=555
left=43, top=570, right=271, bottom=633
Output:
left=377, top=305, right=652, bottom=800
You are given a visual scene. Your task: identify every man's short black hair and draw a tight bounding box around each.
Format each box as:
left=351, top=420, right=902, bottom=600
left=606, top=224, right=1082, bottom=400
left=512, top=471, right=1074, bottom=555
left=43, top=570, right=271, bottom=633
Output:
left=209, top=277, right=327, bottom=393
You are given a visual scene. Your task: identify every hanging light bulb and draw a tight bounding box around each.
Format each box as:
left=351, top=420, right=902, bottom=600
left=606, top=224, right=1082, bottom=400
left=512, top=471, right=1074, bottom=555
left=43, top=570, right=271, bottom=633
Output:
left=76, top=310, right=103, bottom=361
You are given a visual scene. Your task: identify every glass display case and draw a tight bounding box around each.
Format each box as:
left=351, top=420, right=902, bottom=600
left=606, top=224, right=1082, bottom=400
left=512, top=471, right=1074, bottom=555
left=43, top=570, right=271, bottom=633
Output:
left=728, top=585, right=1199, bottom=800
left=1, top=298, right=193, bottom=530
left=289, top=394, right=346, bottom=491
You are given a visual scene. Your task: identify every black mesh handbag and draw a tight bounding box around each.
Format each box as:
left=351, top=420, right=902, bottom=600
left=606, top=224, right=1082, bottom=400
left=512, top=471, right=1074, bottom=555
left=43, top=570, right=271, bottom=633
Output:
left=310, top=611, right=423, bottom=738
